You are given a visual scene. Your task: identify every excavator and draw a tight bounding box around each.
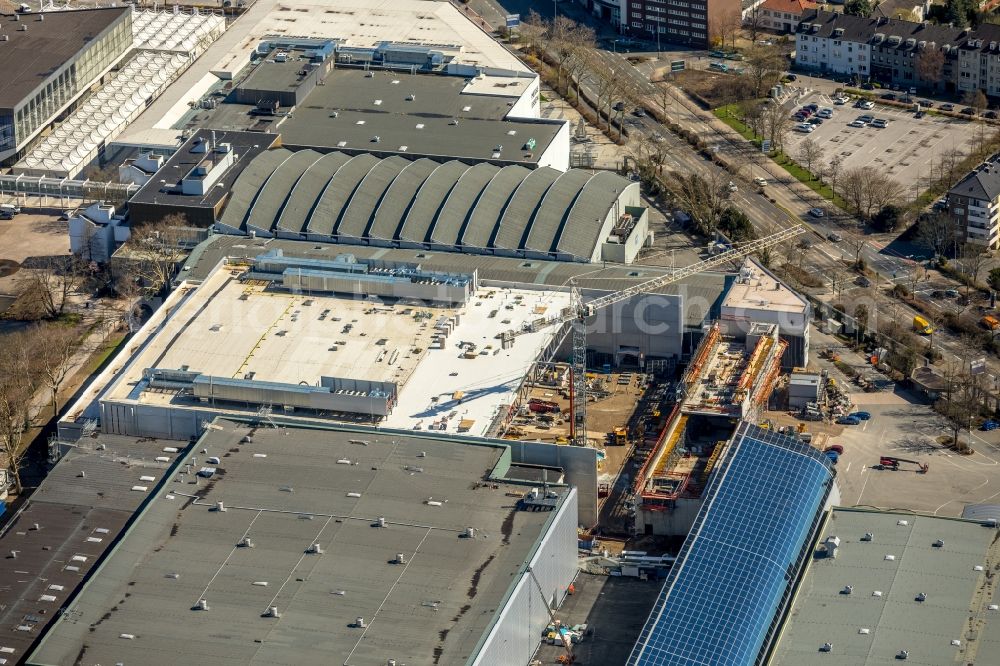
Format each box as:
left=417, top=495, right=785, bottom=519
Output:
left=876, top=456, right=929, bottom=474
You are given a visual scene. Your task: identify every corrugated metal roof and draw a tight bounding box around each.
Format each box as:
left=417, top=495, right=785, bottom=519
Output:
left=218, top=148, right=291, bottom=230
left=461, top=164, right=529, bottom=249
left=336, top=155, right=409, bottom=238
left=525, top=170, right=594, bottom=254
left=399, top=160, right=471, bottom=243
left=306, top=153, right=381, bottom=237
left=430, top=162, right=499, bottom=247
left=558, top=172, right=628, bottom=259
left=275, top=151, right=353, bottom=234
left=368, top=158, right=439, bottom=240
left=246, top=149, right=322, bottom=234
left=492, top=167, right=561, bottom=250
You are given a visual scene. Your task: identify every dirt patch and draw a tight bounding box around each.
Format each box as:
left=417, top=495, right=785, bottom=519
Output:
left=0, top=259, right=19, bottom=278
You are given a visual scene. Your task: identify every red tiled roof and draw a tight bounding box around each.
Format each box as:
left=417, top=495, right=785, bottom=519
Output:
left=760, top=0, right=818, bottom=14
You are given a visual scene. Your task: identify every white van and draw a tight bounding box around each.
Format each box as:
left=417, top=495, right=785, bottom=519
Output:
left=0, top=204, right=19, bottom=219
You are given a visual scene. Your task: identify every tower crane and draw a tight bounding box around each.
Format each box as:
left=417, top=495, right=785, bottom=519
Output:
left=501, top=226, right=805, bottom=446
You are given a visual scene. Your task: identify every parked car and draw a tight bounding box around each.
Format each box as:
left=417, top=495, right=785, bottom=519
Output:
left=818, top=107, right=833, bottom=118
left=915, top=110, right=926, bottom=119
left=858, top=114, right=875, bottom=123
left=920, top=99, right=935, bottom=108
left=987, top=111, right=999, bottom=119
left=754, top=177, right=768, bottom=187
left=827, top=232, right=843, bottom=242
left=860, top=100, right=875, bottom=109
left=861, top=82, right=875, bottom=90
left=941, top=103, right=955, bottom=111
left=805, top=103, right=819, bottom=111
left=834, top=97, right=848, bottom=105
left=728, top=181, right=738, bottom=193
left=961, top=107, right=976, bottom=115
left=808, top=117, right=823, bottom=125
left=856, top=275, right=872, bottom=287
left=836, top=416, right=861, bottom=425
left=871, top=118, right=889, bottom=128
left=981, top=419, right=999, bottom=431
left=880, top=92, right=897, bottom=101
left=825, top=444, right=845, bottom=454
left=809, top=207, right=825, bottom=218
left=848, top=119, right=866, bottom=127
left=850, top=411, right=872, bottom=420
left=632, top=107, right=646, bottom=117
left=945, top=288, right=960, bottom=298
left=784, top=73, right=798, bottom=81
left=795, top=123, right=815, bottom=133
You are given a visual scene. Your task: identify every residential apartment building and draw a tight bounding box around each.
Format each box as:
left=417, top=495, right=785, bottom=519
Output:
left=796, top=11, right=964, bottom=94
left=623, top=0, right=741, bottom=48
left=757, top=0, right=817, bottom=34
left=947, top=164, right=1000, bottom=249
left=953, top=24, right=1000, bottom=98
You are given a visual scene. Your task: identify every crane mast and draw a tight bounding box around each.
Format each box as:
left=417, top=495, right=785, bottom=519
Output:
left=503, top=226, right=805, bottom=446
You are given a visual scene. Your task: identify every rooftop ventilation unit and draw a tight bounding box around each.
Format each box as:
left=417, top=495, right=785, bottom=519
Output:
left=376, top=516, right=387, bottom=528
left=197, top=598, right=209, bottom=611
left=238, top=536, right=254, bottom=548
left=841, top=585, right=854, bottom=595
left=264, top=606, right=280, bottom=618
left=915, top=592, right=926, bottom=602
left=214, top=501, right=226, bottom=512
left=355, top=616, right=366, bottom=628
left=394, top=553, right=407, bottom=565
left=897, top=650, right=909, bottom=659
left=933, top=539, right=944, bottom=547
left=307, top=543, right=324, bottom=554
left=820, top=643, right=832, bottom=652
left=873, top=33, right=885, bottom=43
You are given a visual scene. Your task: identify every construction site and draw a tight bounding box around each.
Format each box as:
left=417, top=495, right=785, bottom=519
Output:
left=619, top=321, right=788, bottom=537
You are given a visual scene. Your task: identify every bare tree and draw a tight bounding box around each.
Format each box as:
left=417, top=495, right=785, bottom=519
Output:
left=12, top=257, right=84, bottom=320
left=962, top=243, right=989, bottom=288
left=666, top=170, right=730, bottom=235
left=549, top=16, right=579, bottom=92
left=916, top=211, right=962, bottom=258
left=563, top=25, right=596, bottom=103
left=915, top=47, right=944, bottom=87
left=798, top=138, right=822, bottom=176
left=761, top=101, right=791, bottom=153
left=114, top=215, right=195, bottom=299
left=0, top=330, right=39, bottom=495
left=711, top=8, right=742, bottom=51
left=738, top=99, right=767, bottom=139
left=824, top=155, right=844, bottom=198
left=846, top=233, right=867, bottom=267
left=743, top=45, right=785, bottom=98
left=743, top=4, right=766, bottom=43
left=520, top=10, right=547, bottom=54
left=36, top=324, right=84, bottom=421
left=840, top=167, right=904, bottom=219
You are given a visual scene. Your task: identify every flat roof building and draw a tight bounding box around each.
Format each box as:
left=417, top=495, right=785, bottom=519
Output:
left=0, top=7, right=133, bottom=163
left=112, top=0, right=532, bottom=151
left=27, top=418, right=579, bottom=666
left=768, top=508, right=1000, bottom=665
left=76, top=252, right=573, bottom=442
left=0, top=434, right=183, bottom=665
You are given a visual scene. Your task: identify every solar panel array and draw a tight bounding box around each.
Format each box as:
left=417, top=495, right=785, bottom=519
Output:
left=627, top=423, right=835, bottom=666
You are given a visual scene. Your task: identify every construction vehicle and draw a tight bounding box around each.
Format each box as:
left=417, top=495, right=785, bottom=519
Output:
left=501, top=226, right=805, bottom=445
left=876, top=456, right=929, bottom=473
left=982, top=314, right=1000, bottom=331
left=612, top=426, right=628, bottom=445
left=913, top=315, right=934, bottom=335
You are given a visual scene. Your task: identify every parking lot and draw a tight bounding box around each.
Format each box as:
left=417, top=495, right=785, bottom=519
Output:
left=782, top=92, right=979, bottom=197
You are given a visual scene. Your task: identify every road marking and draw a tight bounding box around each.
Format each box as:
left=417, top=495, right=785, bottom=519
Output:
left=845, top=461, right=852, bottom=473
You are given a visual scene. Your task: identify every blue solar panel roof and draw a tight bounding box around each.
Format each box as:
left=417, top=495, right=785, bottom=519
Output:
left=627, top=423, right=835, bottom=666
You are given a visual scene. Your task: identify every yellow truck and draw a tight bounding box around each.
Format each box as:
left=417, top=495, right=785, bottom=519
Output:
left=913, top=315, right=934, bottom=335
left=982, top=315, right=1000, bottom=331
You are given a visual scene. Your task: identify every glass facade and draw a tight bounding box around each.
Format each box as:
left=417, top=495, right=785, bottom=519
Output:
left=627, top=423, right=836, bottom=666
left=11, top=11, right=131, bottom=151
